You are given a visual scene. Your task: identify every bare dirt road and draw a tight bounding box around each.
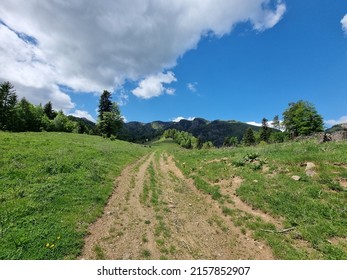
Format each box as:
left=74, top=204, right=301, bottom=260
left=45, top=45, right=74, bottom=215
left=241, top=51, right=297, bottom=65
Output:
left=80, top=152, right=274, bottom=260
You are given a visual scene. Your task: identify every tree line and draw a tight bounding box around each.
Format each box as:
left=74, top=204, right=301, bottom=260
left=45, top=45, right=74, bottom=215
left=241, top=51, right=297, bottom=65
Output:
left=224, top=100, right=324, bottom=147
left=166, top=100, right=324, bottom=149
left=162, top=129, right=214, bottom=149
left=0, top=81, right=123, bottom=137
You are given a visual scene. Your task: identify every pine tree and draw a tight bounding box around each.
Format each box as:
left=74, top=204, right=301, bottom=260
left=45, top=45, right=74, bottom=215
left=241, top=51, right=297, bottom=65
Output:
left=0, top=81, right=18, bottom=130
left=259, top=117, right=270, bottom=143
left=242, top=128, right=256, bottom=146
left=43, top=101, right=57, bottom=120
left=97, top=91, right=123, bottom=137
left=98, top=90, right=113, bottom=121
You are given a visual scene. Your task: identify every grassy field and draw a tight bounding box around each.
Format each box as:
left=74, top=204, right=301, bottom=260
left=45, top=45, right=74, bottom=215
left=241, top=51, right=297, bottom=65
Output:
left=0, top=132, right=149, bottom=259
left=165, top=140, right=347, bottom=259
left=1, top=133, right=346, bottom=260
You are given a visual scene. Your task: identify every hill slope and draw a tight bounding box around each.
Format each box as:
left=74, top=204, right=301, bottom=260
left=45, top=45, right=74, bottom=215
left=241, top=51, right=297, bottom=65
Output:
left=118, top=118, right=264, bottom=146
left=0, top=132, right=149, bottom=259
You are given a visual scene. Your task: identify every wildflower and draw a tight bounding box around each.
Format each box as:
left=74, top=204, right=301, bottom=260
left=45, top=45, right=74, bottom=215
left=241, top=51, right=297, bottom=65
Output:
left=46, top=243, right=50, bottom=247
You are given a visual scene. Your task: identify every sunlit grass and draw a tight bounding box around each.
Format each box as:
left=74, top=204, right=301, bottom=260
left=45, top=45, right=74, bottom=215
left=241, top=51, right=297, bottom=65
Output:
left=0, top=132, right=149, bottom=259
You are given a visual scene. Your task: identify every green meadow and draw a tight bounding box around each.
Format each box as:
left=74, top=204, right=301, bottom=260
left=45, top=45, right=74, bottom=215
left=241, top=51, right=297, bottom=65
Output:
left=1, top=132, right=347, bottom=260
left=0, top=132, right=149, bottom=259
left=168, top=140, right=347, bottom=259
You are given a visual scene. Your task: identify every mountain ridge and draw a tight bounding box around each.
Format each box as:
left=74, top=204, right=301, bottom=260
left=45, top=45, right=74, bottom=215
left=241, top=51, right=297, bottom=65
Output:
left=117, top=117, right=264, bottom=147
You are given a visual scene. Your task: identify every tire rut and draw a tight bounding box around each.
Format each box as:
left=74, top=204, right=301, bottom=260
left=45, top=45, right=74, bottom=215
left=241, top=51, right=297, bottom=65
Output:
left=80, top=151, right=274, bottom=260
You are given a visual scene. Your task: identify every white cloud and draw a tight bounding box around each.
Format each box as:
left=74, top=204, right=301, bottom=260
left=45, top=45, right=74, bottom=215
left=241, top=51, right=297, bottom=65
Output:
left=251, top=2, right=286, bottom=31
left=246, top=120, right=283, bottom=129
left=0, top=0, right=286, bottom=109
left=341, top=14, right=347, bottom=34
left=325, top=116, right=347, bottom=126
left=121, top=116, right=128, bottom=123
left=172, top=116, right=196, bottom=122
left=187, top=82, right=198, bottom=92
left=132, top=72, right=177, bottom=99
left=246, top=121, right=262, bottom=127
left=69, top=110, right=96, bottom=123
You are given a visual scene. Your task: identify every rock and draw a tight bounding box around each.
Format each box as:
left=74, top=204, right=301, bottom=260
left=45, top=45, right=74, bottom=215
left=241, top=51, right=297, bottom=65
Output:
left=305, top=162, right=316, bottom=170
left=305, top=162, right=317, bottom=177
left=291, top=175, right=301, bottom=181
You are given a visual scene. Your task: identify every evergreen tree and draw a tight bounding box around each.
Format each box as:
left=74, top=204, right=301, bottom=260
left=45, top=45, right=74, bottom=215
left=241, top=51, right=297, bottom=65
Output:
left=259, top=117, right=270, bottom=143
left=97, top=102, right=123, bottom=137
left=43, top=101, right=57, bottom=120
left=242, top=128, right=256, bottom=146
left=0, top=81, right=18, bottom=130
left=98, top=90, right=113, bottom=121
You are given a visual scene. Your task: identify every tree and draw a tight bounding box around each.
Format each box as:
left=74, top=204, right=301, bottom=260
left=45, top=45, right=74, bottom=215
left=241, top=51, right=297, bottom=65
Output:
left=43, top=101, right=57, bottom=120
left=272, top=115, right=281, bottom=130
left=282, top=100, right=324, bottom=137
left=0, top=81, right=18, bottom=130
left=242, top=128, right=256, bottom=146
left=15, top=98, right=42, bottom=131
left=223, top=136, right=239, bottom=147
left=98, top=90, right=113, bottom=121
left=97, top=103, right=123, bottom=137
left=259, top=117, right=270, bottom=143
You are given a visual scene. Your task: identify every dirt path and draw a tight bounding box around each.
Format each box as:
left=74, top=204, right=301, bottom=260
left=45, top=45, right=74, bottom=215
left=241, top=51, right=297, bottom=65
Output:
left=80, top=152, right=274, bottom=260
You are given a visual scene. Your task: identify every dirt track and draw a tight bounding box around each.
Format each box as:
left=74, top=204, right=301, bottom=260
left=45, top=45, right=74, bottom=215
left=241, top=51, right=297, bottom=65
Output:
left=80, top=152, right=274, bottom=260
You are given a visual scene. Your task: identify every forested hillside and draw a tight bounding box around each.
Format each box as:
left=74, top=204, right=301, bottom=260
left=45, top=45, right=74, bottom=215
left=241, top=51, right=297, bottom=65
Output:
left=118, top=118, right=264, bottom=147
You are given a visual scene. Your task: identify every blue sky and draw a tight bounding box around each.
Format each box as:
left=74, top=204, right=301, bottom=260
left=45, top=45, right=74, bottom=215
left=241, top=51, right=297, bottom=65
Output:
left=1, top=1, right=347, bottom=127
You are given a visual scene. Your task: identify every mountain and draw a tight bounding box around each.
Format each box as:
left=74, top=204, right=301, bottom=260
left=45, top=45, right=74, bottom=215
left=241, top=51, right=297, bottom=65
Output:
left=67, top=115, right=98, bottom=134
left=118, top=118, right=264, bottom=147
left=325, top=123, right=347, bottom=134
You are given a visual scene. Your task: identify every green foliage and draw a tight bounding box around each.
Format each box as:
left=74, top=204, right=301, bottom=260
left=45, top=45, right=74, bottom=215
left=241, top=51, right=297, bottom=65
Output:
left=283, top=100, right=324, bottom=137
left=0, top=132, right=148, bottom=259
left=223, top=136, right=239, bottom=147
left=97, top=90, right=113, bottom=120
left=43, top=101, right=57, bottom=120
left=97, top=91, right=123, bottom=138
left=259, top=118, right=270, bottom=143
left=163, top=128, right=206, bottom=149
left=269, top=131, right=287, bottom=143
left=0, top=81, right=18, bottom=130
left=242, top=128, right=256, bottom=146
left=202, top=141, right=214, bottom=149
left=15, top=98, right=43, bottom=132
left=0, top=81, right=97, bottom=135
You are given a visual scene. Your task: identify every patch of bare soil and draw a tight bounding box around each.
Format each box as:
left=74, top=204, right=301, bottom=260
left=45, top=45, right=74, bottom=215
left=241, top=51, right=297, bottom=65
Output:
left=80, top=152, right=274, bottom=260
left=339, top=178, right=347, bottom=189
left=333, top=162, right=347, bottom=169
left=80, top=153, right=161, bottom=259
left=162, top=154, right=273, bottom=259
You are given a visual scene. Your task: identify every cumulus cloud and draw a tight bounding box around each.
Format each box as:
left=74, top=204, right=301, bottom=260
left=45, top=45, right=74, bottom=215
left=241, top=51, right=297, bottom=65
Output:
left=341, top=14, right=347, bottom=34
left=325, top=116, right=347, bottom=126
left=69, top=110, right=96, bottom=123
left=172, top=116, right=196, bottom=122
left=0, top=0, right=286, bottom=109
left=132, top=72, right=177, bottom=99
